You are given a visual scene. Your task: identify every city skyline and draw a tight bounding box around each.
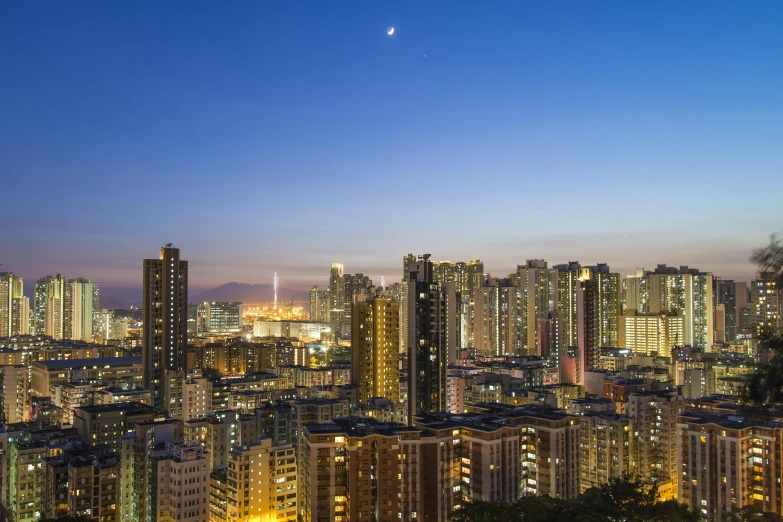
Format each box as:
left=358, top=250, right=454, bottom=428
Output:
left=1, top=244, right=771, bottom=306
left=3, top=2, right=782, bottom=299
left=1, top=242, right=773, bottom=305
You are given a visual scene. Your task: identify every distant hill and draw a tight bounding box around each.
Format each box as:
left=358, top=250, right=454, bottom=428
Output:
left=101, top=296, right=135, bottom=309
left=192, top=283, right=310, bottom=303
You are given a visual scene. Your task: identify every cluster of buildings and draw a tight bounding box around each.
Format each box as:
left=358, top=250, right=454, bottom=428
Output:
left=0, top=272, right=128, bottom=342
left=0, top=247, right=781, bottom=522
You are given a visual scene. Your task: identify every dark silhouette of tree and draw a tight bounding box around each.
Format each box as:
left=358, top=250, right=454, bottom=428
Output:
left=449, top=475, right=699, bottom=522
left=752, top=234, right=783, bottom=286
left=728, top=506, right=783, bottom=522
left=745, top=235, right=783, bottom=405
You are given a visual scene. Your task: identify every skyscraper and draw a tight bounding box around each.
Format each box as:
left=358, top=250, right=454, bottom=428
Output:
left=143, top=245, right=188, bottom=416
left=406, top=254, right=458, bottom=419
left=624, top=268, right=650, bottom=314
left=517, top=260, right=557, bottom=355
left=583, top=264, right=621, bottom=347
left=64, top=276, right=100, bottom=342
left=752, top=272, right=781, bottom=336
left=308, top=286, right=320, bottom=322
left=648, top=265, right=714, bottom=349
left=473, top=277, right=524, bottom=357
left=351, top=297, right=400, bottom=404
left=0, top=273, right=14, bottom=337
left=34, top=275, right=65, bottom=338
left=555, top=262, right=581, bottom=350
left=328, top=263, right=344, bottom=338
left=577, top=277, right=600, bottom=384
left=714, top=278, right=738, bottom=343
left=10, top=275, right=29, bottom=336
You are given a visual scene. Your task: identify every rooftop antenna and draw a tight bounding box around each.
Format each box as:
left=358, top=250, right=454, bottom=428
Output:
left=274, top=272, right=278, bottom=310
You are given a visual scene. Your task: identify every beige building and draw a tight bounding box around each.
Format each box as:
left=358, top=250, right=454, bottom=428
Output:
left=627, top=390, right=683, bottom=496
left=677, top=411, right=783, bottom=520
left=150, top=442, right=210, bottom=522
left=182, top=375, right=212, bottom=420
left=226, top=439, right=297, bottom=522
left=647, top=265, right=714, bottom=349
left=473, top=278, right=524, bottom=357
left=578, top=413, right=635, bottom=492
left=350, top=298, right=400, bottom=404
left=476, top=403, right=581, bottom=500
left=299, top=418, right=415, bottom=522
left=619, top=311, right=685, bottom=357
left=0, top=364, right=28, bottom=423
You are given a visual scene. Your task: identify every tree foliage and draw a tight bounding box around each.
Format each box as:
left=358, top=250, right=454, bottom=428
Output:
left=744, top=234, right=783, bottom=405
left=449, top=475, right=699, bottom=522
left=727, top=506, right=783, bottom=522
left=752, top=234, right=783, bottom=287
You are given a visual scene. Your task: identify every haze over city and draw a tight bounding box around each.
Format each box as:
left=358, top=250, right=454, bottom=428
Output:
left=3, top=2, right=783, bottom=302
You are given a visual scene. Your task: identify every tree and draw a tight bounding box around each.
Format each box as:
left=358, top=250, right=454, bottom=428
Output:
left=449, top=475, right=699, bottom=522
left=752, top=234, right=783, bottom=286
left=728, top=506, right=783, bottom=522
left=744, top=234, right=783, bottom=405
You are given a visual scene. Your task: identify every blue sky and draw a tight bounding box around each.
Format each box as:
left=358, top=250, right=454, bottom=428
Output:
left=2, top=1, right=782, bottom=300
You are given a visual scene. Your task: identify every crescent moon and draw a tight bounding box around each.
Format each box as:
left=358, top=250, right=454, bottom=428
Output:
left=387, top=27, right=395, bottom=36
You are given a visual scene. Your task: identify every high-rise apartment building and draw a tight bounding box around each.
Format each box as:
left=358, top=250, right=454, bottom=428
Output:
left=150, top=442, right=210, bottom=522
left=648, top=265, right=714, bottom=349
left=624, top=268, right=650, bottom=314
left=308, top=286, right=321, bottom=322
left=299, top=419, right=412, bottom=522
left=581, top=264, right=621, bottom=348
left=343, top=273, right=372, bottom=305
left=578, top=413, right=635, bottom=493
left=432, top=259, right=484, bottom=348
left=351, top=297, right=400, bottom=404
left=328, top=263, right=344, bottom=337
left=619, top=311, right=685, bottom=357
left=0, top=273, right=15, bottom=337
left=677, top=411, right=783, bottom=520
left=406, top=254, right=458, bottom=419
left=715, top=279, right=739, bottom=342
left=226, top=440, right=297, bottom=522
left=752, top=272, right=781, bottom=336
left=34, top=274, right=66, bottom=338
left=627, top=391, right=683, bottom=495
left=64, top=276, right=100, bottom=342
left=0, top=364, right=28, bottom=423
left=473, top=277, right=524, bottom=357
left=12, top=289, right=30, bottom=336
left=555, top=262, right=581, bottom=349
left=517, top=260, right=557, bottom=355
left=143, top=245, right=188, bottom=416
left=577, top=277, right=600, bottom=384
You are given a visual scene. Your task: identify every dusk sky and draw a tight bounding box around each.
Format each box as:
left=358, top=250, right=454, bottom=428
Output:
left=2, top=2, right=782, bottom=302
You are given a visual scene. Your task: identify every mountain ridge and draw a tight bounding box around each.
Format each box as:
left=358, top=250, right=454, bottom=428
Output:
left=192, top=282, right=310, bottom=303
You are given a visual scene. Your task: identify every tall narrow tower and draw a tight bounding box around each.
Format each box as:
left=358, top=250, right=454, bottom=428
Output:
left=406, top=254, right=458, bottom=421
left=143, top=245, right=188, bottom=416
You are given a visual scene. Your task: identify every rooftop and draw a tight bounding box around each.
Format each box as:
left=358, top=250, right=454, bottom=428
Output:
left=34, top=356, right=141, bottom=369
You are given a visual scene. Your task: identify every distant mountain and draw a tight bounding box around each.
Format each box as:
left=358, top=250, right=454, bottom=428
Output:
left=192, top=283, right=310, bottom=304
left=101, top=296, right=135, bottom=309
